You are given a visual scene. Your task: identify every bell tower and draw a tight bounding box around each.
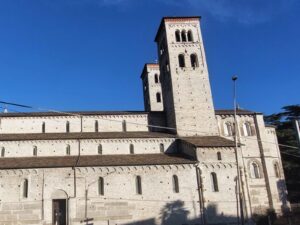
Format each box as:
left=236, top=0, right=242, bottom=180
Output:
left=155, top=17, right=219, bottom=136
left=141, top=63, right=164, bottom=112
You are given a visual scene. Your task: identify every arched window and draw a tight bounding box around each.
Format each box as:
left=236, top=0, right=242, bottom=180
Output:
left=98, top=177, right=104, bottom=195
left=42, top=122, right=45, bottom=133
left=33, top=146, right=37, bottom=156
left=23, top=179, right=29, bottom=198
left=190, top=54, right=199, bottom=68
left=136, top=176, right=142, bottom=195
left=211, top=172, right=219, bottom=192
left=160, top=143, right=164, bottom=153
left=154, top=74, right=159, bottom=83
left=130, top=144, right=134, bottom=154
left=175, top=30, right=181, bottom=42
left=181, top=30, right=187, bottom=42
left=156, top=92, right=161, bottom=103
left=172, top=175, right=179, bottom=193
left=122, top=120, right=127, bottom=132
left=1, top=147, right=5, bottom=157
left=250, top=162, right=260, bottom=178
left=178, top=54, right=185, bottom=68
left=66, top=144, right=71, bottom=155
left=95, top=120, right=99, bottom=132
left=217, top=152, right=222, bottom=160
left=224, top=122, right=234, bottom=136
left=243, top=122, right=252, bottom=136
left=274, top=162, right=280, bottom=178
left=66, top=121, right=70, bottom=133
left=98, top=144, right=102, bottom=155
left=187, top=30, right=193, bottom=42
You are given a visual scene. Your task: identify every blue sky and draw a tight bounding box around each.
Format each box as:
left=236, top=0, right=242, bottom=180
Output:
left=0, top=0, right=299, bottom=115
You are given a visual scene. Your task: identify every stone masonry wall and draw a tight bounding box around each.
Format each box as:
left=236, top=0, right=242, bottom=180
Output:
left=0, top=165, right=200, bottom=225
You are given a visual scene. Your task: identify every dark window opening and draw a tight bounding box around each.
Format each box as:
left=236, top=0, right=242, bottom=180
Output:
left=187, top=30, right=193, bottom=42
left=1, top=147, right=5, bottom=157
left=98, top=177, right=104, bottom=195
left=130, top=144, right=134, bottom=154
left=160, top=143, right=164, bottom=153
left=95, top=120, right=99, bottom=132
left=190, top=54, right=199, bottom=68
left=66, top=145, right=70, bottom=155
left=178, top=54, right=185, bottom=68
left=217, top=152, right=222, bottom=160
left=66, top=121, right=70, bottom=133
left=98, top=144, right=102, bottom=155
left=211, top=172, right=219, bottom=192
left=154, top=74, right=159, bottom=83
left=42, top=122, right=45, bottom=133
left=172, top=175, right=179, bottom=193
left=23, top=179, right=29, bottom=198
left=251, top=163, right=260, bottom=178
left=122, top=120, right=127, bottom=132
left=136, top=176, right=142, bottom=195
left=33, top=146, right=37, bottom=156
left=156, top=92, right=162, bottom=103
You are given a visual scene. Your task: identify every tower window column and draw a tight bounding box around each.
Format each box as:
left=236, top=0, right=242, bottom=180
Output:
left=181, top=30, right=187, bottom=42
left=175, top=30, right=181, bottom=42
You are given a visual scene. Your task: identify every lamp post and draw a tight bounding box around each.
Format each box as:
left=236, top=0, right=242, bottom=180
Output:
left=294, top=120, right=300, bottom=148
left=232, top=76, right=244, bottom=225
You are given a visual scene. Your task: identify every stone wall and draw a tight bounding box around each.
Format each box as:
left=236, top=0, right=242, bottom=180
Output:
left=0, top=138, right=176, bottom=158
left=0, top=165, right=200, bottom=225
left=0, top=114, right=149, bottom=134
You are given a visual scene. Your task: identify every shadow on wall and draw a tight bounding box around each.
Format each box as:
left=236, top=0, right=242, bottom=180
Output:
left=123, top=200, right=239, bottom=225
left=277, top=179, right=290, bottom=214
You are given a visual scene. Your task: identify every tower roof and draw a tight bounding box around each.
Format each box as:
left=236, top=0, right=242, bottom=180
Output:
left=140, top=63, right=159, bottom=79
left=154, top=16, right=201, bottom=42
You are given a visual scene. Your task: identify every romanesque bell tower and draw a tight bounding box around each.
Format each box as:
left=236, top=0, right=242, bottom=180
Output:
left=155, top=17, right=219, bottom=136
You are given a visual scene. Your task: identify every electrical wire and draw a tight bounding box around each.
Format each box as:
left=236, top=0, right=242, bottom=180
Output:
left=1, top=100, right=299, bottom=153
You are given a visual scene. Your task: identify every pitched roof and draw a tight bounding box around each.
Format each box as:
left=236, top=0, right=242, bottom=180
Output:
left=0, top=111, right=148, bottom=118
left=0, top=132, right=175, bottom=141
left=180, top=136, right=236, bottom=147
left=215, top=109, right=261, bottom=115
left=0, top=154, right=196, bottom=169
left=0, top=109, right=261, bottom=118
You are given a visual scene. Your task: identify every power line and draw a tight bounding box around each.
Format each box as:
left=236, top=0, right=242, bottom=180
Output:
left=280, top=151, right=300, bottom=158
left=1, top=100, right=299, bottom=152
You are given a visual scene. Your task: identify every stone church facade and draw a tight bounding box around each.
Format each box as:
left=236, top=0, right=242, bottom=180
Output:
left=0, top=17, right=288, bottom=225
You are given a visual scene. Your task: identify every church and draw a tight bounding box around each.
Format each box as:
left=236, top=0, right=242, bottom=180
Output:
left=0, top=16, right=288, bottom=225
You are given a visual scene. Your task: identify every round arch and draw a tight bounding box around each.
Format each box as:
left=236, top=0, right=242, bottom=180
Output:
left=51, top=189, right=68, bottom=199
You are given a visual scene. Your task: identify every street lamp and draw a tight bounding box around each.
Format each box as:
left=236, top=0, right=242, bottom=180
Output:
left=232, top=76, right=245, bottom=225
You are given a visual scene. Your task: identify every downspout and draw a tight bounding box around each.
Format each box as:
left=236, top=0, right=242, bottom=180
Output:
left=42, top=169, right=45, bottom=220
left=195, top=164, right=206, bottom=225
left=253, top=115, right=274, bottom=210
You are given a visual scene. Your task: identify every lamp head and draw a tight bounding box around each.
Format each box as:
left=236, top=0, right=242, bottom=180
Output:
left=232, top=76, right=238, bottom=81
